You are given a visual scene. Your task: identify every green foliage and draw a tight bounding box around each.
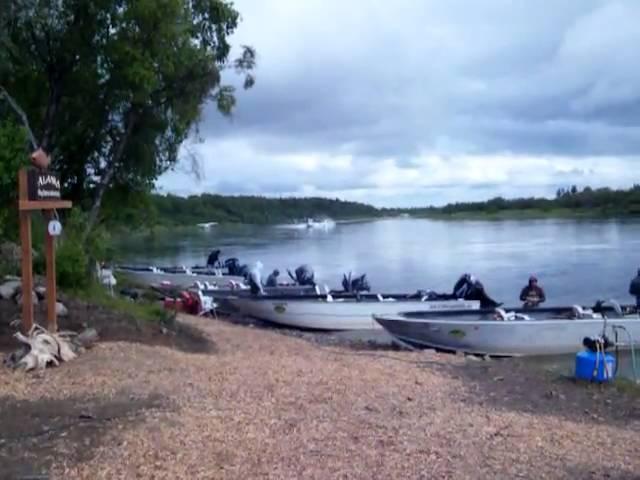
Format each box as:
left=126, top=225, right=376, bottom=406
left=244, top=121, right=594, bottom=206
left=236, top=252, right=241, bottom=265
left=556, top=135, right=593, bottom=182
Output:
left=145, top=193, right=382, bottom=226
left=0, top=120, right=28, bottom=239
left=406, top=185, right=640, bottom=219
left=1, top=0, right=256, bottom=233
left=54, top=208, right=112, bottom=288
left=56, top=236, right=88, bottom=289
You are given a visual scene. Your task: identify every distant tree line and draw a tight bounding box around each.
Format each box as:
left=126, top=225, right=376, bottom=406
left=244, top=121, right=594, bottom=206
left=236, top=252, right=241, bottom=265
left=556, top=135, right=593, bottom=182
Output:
left=101, top=192, right=383, bottom=228
left=402, top=185, right=640, bottom=217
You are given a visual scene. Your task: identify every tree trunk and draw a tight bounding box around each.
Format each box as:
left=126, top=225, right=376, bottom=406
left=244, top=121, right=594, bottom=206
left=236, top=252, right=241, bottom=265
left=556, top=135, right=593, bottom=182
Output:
left=40, top=81, right=61, bottom=153
left=84, top=110, right=137, bottom=239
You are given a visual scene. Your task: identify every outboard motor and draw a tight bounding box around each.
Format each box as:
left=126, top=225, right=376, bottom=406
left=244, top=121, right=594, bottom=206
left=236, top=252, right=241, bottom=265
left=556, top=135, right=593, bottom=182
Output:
left=207, top=249, right=221, bottom=268
left=452, top=274, right=472, bottom=298
left=288, top=265, right=316, bottom=286
left=630, top=273, right=640, bottom=297
left=582, top=335, right=613, bottom=353
left=464, top=277, right=501, bottom=308
left=342, top=272, right=371, bottom=293
left=225, top=258, right=242, bottom=276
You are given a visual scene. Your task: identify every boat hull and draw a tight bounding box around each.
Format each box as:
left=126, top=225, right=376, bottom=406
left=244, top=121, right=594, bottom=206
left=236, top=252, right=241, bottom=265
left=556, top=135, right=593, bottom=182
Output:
left=228, top=297, right=480, bottom=331
left=374, top=314, right=640, bottom=356
left=202, top=285, right=321, bottom=299
left=117, top=269, right=246, bottom=288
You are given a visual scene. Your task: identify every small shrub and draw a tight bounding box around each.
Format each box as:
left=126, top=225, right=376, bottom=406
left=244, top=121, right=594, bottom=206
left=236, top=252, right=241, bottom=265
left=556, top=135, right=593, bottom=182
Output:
left=56, top=238, right=88, bottom=289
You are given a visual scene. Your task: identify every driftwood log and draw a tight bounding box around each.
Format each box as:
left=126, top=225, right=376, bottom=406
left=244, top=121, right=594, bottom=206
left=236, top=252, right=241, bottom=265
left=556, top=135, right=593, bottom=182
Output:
left=4, top=325, right=98, bottom=371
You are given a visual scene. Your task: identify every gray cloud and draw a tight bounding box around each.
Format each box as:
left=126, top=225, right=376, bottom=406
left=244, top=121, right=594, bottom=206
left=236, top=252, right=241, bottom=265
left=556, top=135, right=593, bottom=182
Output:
left=158, top=0, right=640, bottom=206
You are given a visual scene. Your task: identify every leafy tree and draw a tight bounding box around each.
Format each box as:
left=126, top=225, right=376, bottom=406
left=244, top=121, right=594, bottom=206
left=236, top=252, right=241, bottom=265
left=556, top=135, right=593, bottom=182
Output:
left=1, top=0, right=255, bottom=239
left=0, top=119, right=29, bottom=239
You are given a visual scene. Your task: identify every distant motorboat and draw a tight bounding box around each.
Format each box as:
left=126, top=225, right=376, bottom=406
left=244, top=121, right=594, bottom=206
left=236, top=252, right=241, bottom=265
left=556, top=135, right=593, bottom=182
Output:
left=197, top=222, right=218, bottom=229
left=276, top=218, right=336, bottom=230
left=306, top=218, right=335, bottom=230
left=227, top=293, right=480, bottom=331
left=374, top=303, right=640, bottom=356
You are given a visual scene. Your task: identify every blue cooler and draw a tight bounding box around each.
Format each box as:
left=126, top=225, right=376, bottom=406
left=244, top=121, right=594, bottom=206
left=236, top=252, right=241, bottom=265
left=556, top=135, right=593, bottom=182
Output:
left=575, top=350, right=616, bottom=382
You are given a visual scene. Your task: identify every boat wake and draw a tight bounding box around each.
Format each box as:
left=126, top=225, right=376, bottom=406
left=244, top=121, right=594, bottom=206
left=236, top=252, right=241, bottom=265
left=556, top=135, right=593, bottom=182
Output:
left=276, top=218, right=336, bottom=230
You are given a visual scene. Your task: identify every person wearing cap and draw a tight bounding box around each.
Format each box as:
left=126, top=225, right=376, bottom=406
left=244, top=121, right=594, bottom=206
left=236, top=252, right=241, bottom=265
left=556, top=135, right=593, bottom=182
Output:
left=629, top=269, right=640, bottom=308
left=265, top=269, right=280, bottom=287
left=520, top=275, right=546, bottom=308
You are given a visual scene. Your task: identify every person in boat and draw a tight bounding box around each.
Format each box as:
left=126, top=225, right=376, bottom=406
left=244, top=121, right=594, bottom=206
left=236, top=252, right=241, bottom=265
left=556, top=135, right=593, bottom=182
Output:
left=519, top=275, right=546, bottom=308
left=247, top=262, right=265, bottom=295
left=265, top=269, right=280, bottom=287
left=629, top=269, right=640, bottom=308
left=288, top=264, right=316, bottom=286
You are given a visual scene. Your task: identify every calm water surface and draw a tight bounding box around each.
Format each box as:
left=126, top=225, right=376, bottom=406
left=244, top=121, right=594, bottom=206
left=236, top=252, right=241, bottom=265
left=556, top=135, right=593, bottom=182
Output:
left=116, top=218, right=640, bottom=306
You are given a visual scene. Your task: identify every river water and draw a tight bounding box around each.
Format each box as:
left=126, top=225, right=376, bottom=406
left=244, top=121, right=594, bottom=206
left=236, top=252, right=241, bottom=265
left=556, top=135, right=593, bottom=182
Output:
left=117, top=217, right=640, bottom=306
left=115, top=217, right=640, bottom=380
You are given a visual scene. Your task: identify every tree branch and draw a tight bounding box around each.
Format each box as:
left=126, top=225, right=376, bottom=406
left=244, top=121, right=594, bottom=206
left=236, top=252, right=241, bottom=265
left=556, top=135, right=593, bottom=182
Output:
left=84, top=108, right=138, bottom=238
left=0, top=85, right=39, bottom=149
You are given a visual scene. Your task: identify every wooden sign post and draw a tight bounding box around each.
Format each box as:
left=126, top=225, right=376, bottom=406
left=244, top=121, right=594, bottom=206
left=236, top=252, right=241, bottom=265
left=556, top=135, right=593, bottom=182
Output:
left=18, top=149, right=72, bottom=333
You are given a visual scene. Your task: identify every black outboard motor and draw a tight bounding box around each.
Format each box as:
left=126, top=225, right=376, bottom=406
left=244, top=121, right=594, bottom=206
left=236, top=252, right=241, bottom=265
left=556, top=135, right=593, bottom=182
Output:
left=238, top=264, right=250, bottom=280
left=467, top=281, right=501, bottom=309
left=452, top=274, right=501, bottom=308
left=582, top=335, right=613, bottom=353
left=630, top=272, right=640, bottom=295
left=225, top=258, right=242, bottom=276
left=342, top=273, right=371, bottom=293
left=630, top=270, right=640, bottom=302
left=207, top=249, right=221, bottom=268
left=288, top=265, right=316, bottom=286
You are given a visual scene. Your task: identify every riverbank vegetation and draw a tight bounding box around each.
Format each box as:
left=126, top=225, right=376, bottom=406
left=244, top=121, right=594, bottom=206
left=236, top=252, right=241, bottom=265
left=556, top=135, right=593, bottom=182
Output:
left=402, top=185, right=640, bottom=220
left=0, top=0, right=255, bottom=287
left=103, top=192, right=383, bottom=228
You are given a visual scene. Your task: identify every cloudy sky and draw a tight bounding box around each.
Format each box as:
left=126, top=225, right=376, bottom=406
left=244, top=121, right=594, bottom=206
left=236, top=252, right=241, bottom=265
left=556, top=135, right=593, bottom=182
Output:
left=157, top=0, right=640, bottom=207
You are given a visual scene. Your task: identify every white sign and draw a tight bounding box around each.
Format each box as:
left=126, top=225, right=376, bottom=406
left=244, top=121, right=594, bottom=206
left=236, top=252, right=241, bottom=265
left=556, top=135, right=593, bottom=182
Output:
left=47, top=220, right=62, bottom=237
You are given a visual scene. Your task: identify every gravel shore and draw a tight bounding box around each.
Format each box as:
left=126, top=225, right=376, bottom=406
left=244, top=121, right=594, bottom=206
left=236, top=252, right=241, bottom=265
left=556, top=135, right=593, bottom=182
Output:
left=2, top=314, right=640, bottom=479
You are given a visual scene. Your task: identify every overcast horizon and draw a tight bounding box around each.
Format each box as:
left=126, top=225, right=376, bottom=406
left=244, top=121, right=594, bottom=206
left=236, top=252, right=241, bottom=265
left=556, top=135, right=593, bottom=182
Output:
left=157, top=0, right=640, bottom=208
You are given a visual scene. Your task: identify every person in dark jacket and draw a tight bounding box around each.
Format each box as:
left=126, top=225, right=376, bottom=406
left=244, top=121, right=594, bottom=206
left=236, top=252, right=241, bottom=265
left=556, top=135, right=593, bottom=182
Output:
left=520, top=275, right=546, bottom=307
left=265, top=269, right=280, bottom=287
left=629, top=269, right=640, bottom=308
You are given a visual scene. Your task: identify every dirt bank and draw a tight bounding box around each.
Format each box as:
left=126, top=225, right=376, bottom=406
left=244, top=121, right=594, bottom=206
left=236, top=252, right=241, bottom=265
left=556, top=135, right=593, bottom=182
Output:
left=0, top=296, right=213, bottom=355
left=1, top=315, right=639, bottom=479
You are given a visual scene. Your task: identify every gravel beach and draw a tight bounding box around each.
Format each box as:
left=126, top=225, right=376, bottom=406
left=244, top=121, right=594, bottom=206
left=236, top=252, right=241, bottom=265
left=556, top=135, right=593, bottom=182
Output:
left=2, top=314, right=640, bottom=479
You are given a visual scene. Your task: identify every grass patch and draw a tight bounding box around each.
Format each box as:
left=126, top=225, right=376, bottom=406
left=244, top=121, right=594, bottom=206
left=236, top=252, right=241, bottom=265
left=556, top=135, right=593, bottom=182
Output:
left=613, top=377, right=640, bottom=397
left=70, top=281, right=175, bottom=326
